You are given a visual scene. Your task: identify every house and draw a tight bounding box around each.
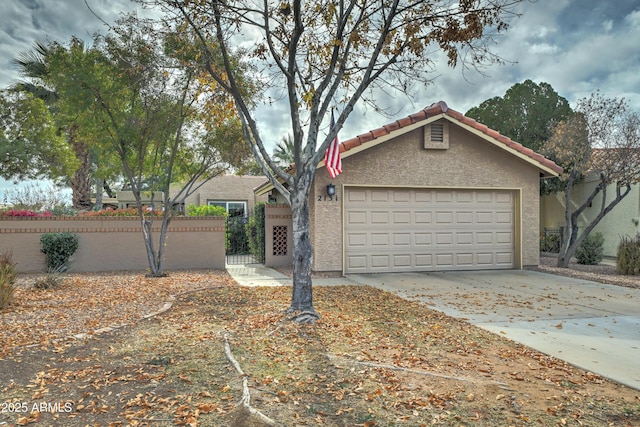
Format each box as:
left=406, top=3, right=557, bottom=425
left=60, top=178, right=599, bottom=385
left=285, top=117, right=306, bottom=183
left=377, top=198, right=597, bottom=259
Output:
left=257, top=101, right=562, bottom=274
left=541, top=177, right=640, bottom=257
left=174, top=175, right=268, bottom=217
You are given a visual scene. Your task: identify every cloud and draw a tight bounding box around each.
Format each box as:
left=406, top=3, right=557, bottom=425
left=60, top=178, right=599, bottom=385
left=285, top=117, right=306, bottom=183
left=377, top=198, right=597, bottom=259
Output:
left=0, top=0, right=638, bottom=157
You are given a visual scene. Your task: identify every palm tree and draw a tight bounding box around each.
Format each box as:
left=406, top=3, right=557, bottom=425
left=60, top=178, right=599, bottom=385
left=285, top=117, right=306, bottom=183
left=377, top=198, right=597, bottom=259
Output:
left=13, top=41, right=93, bottom=209
left=273, top=134, right=295, bottom=167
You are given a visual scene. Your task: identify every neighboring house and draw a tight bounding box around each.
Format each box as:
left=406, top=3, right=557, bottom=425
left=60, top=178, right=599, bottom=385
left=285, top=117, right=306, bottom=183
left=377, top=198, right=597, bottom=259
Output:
left=541, top=177, right=640, bottom=257
left=174, top=175, right=268, bottom=217
left=256, top=101, right=561, bottom=274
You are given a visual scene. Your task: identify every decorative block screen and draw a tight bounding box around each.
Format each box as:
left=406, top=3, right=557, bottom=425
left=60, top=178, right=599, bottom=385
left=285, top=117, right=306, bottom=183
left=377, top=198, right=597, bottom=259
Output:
left=272, top=225, right=288, bottom=256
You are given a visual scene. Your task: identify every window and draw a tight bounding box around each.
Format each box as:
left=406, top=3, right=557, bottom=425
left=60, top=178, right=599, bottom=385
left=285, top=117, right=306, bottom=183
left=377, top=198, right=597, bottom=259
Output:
left=424, top=122, right=449, bottom=149
left=208, top=200, right=247, bottom=217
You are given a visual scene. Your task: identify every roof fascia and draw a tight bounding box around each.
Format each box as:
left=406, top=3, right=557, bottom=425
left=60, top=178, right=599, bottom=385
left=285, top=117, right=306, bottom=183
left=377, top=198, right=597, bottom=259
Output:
left=317, top=113, right=447, bottom=169
left=448, top=116, right=560, bottom=178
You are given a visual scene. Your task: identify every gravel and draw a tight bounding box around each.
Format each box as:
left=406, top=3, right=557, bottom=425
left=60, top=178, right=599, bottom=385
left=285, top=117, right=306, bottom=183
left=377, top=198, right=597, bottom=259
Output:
left=530, top=253, right=640, bottom=290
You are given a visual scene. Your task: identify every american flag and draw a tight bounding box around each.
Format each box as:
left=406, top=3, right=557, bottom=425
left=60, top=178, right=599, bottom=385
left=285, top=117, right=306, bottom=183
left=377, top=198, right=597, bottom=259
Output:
left=325, top=111, right=342, bottom=178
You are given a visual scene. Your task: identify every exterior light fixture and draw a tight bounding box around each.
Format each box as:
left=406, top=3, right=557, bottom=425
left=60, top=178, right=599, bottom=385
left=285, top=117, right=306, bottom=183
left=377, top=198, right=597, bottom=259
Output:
left=326, top=183, right=336, bottom=197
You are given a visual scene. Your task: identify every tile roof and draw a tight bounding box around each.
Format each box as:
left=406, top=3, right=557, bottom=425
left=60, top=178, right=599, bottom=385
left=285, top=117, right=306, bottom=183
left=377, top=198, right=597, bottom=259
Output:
left=338, top=101, right=563, bottom=176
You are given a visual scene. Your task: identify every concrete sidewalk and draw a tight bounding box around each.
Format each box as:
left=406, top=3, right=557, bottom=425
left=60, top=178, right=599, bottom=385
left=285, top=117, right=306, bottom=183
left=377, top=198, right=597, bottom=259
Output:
left=227, top=264, right=640, bottom=390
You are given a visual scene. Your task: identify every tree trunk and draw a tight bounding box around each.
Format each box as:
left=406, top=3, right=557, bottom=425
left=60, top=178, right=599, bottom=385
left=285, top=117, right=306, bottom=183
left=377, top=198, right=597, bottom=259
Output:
left=557, top=176, right=631, bottom=268
left=70, top=140, right=91, bottom=209
left=288, top=172, right=318, bottom=323
left=94, top=179, right=104, bottom=211
left=68, top=128, right=92, bottom=210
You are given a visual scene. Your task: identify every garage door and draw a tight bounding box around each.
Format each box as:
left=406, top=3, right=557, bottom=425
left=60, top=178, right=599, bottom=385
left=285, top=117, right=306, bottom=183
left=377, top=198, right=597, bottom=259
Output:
left=344, top=188, right=515, bottom=273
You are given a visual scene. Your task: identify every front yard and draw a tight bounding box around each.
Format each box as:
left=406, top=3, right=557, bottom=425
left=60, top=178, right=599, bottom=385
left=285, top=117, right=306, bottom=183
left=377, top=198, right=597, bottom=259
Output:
left=1, top=267, right=638, bottom=426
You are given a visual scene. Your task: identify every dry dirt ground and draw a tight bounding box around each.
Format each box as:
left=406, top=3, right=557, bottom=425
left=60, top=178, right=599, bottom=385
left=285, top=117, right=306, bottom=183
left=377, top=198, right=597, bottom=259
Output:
left=0, top=261, right=639, bottom=426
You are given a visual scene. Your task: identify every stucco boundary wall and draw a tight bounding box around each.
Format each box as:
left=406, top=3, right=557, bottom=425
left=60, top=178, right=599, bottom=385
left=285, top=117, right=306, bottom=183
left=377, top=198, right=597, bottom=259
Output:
left=0, top=216, right=226, bottom=273
left=264, top=204, right=293, bottom=268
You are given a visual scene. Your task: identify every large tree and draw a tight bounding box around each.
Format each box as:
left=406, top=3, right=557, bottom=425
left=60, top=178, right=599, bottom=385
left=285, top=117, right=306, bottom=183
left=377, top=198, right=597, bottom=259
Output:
left=542, top=92, right=640, bottom=268
left=12, top=41, right=100, bottom=209
left=465, top=80, right=572, bottom=153
left=153, top=0, right=526, bottom=321
left=45, top=16, right=252, bottom=276
left=0, top=90, right=76, bottom=182
left=465, top=80, right=572, bottom=194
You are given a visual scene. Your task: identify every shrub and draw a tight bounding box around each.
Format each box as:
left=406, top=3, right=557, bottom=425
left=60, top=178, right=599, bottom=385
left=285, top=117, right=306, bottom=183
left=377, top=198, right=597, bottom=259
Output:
left=80, top=208, right=141, bottom=217
left=617, top=235, right=640, bottom=275
left=0, top=251, right=17, bottom=309
left=226, top=216, right=249, bottom=255
left=540, top=233, right=560, bottom=253
left=246, top=203, right=265, bottom=262
left=2, top=209, right=53, bottom=217
left=40, top=232, right=79, bottom=272
left=186, top=204, right=227, bottom=217
left=575, top=232, right=604, bottom=265
left=33, top=270, right=64, bottom=290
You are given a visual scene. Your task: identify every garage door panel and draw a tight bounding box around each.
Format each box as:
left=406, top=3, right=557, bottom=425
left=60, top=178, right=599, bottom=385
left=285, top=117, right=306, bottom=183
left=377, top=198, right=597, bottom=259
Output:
left=393, top=191, right=411, bottom=202
left=393, top=254, right=411, bottom=267
left=347, top=211, right=367, bottom=224
left=371, top=255, right=390, bottom=268
left=415, top=212, right=432, bottom=223
left=371, top=190, right=389, bottom=202
left=415, top=233, right=432, bottom=245
left=456, top=232, right=473, bottom=245
left=347, top=233, right=367, bottom=246
left=393, top=233, right=411, bottom=245
left=456, top=253, right=474, bottom=266
left=345, top=188, right=515, bottom=273
left=393, top=211, right=411, bottom=224
left=370, top=233, right=389, bottom=246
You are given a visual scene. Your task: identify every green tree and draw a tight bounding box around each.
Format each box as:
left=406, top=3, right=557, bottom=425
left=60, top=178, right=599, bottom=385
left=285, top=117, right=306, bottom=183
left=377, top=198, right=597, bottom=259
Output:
left=465, top=80, right=572, bottom=194
left=0, top=90, right=76, bottom=181
left=44, top=16, right=252, bottom=276
left=466, top=80, right=572, bottom=152
left=542, top=92, right=640, bottom=268
left=12, top=41, right=102, bottom=209
left=159, top=0, right=525, bottom=321
left=273, top=134, right=295, bottom=167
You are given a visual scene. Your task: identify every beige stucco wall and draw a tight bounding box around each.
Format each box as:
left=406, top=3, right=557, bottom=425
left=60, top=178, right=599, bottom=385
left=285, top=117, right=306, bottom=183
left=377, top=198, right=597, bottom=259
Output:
left=174, top=175, right=268, bottom=215
left=311, top=120, right=542, bottom=272
left=264, top=204, right=294, bottom=267
left=0, top=216, right=225, bottom=273
left=541, top=178, right=640, bottom=257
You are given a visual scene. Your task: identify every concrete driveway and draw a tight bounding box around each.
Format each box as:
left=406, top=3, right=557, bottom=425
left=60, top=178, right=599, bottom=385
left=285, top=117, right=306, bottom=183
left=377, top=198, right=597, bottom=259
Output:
left=345, top=270, right=640, bottom=390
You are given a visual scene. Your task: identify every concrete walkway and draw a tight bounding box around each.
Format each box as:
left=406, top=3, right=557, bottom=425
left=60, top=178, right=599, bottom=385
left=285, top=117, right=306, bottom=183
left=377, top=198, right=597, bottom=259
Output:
left=227, top=265, right=640, bottom=390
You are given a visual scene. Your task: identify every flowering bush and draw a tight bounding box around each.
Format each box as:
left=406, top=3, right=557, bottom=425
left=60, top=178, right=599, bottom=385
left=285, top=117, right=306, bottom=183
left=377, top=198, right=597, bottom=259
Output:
left=1, top=209, right=53, bottom=217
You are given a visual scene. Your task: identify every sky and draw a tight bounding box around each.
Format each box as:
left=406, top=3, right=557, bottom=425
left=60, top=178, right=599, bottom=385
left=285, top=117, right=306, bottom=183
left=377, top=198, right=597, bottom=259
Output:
left=1, top=0, right=639, bottom=200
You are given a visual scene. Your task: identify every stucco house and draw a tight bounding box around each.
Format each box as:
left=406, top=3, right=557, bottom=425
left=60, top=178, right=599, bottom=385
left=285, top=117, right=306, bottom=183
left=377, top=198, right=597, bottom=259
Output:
left=257, top=101, right=562, bottom=274
left=541, top=177, right=640, bottom=257
left=172, top=174, right=268, bottom=217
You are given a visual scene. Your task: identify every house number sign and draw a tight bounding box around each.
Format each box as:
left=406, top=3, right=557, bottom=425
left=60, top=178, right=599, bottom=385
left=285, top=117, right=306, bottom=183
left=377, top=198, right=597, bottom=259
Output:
left=317, top=194, right=339, bottom=202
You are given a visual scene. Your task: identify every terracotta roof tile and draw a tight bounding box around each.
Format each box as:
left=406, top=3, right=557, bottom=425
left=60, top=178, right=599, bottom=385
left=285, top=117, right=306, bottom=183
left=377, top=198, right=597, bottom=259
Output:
left=339, top=101, right=562, bottom=176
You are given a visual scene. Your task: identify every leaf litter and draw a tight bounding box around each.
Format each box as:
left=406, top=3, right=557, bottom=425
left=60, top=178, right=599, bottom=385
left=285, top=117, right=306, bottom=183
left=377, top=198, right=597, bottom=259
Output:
left=0, top=271, right=638, bottom=426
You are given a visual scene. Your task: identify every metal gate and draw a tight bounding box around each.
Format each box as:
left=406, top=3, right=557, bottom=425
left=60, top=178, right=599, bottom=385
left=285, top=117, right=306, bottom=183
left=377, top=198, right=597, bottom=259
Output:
left=225, top=208, right=265, bottom=265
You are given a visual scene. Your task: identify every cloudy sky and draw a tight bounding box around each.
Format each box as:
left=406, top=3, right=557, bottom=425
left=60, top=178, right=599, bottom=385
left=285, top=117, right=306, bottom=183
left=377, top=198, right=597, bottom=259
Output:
left=1, top=0, right=639, bottom=197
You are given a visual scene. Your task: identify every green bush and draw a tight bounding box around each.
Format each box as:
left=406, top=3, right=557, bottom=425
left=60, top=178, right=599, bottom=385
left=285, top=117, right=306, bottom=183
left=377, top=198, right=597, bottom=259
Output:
left=0, top=251, right=17, bottom=309
left=540, top=233, right=560, bottom=253
left=246, top=203, right=265, bottom=262
left=186, top=204, right=227, bottom=217
left=575, top=232, right=604, bottom=265
left=40, top=232, right=79, bottom=272
left=617, top=235, right=640, bottom=275
left=226, top=216, right=249, bottom=255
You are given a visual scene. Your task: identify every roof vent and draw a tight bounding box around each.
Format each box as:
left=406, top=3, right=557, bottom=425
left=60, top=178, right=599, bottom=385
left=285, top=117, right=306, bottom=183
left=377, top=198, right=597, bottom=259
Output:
left=424, top=122, right=449, bottom=149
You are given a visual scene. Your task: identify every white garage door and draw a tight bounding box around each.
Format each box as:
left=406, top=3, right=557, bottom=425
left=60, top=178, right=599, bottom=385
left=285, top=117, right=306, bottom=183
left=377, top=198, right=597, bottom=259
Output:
left=344, top=188, right=515, bottom=273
